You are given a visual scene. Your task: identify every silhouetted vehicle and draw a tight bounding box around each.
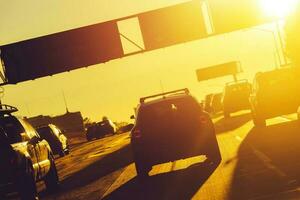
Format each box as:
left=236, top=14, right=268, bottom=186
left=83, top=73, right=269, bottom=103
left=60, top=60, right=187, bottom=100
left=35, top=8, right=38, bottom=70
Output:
left=222, top=80, right=252, bottom=118
left=0, top=105, right=59, bottom=200
left=86, top=117, right=116, bottom=141
left=250, top=68, right=300, bottom=127
left=131, top=89, right=221, bottom=178
left=37, top=124, right=69, bottom=157
left=117, top=123, right=134, bottom=133
left=211, top=92, right=223, bottom=114
left=204, top=93, right=214, bottom=113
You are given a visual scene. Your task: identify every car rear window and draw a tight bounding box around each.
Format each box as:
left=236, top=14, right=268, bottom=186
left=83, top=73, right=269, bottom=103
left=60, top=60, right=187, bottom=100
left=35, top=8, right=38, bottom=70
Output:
left=137, top=96, right=202, bottom=130
left=0, top=116, right=25, bottom=144
left=37, top=127, right=55, bottom=140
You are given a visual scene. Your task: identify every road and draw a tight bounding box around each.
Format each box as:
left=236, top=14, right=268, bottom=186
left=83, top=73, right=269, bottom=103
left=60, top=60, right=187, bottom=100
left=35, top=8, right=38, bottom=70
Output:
left=40, top=112, right=300, bottom=200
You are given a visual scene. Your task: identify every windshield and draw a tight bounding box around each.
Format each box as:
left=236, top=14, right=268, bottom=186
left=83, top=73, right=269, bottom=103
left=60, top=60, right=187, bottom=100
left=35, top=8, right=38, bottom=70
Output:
left=0, top=116, right=25, bottom=144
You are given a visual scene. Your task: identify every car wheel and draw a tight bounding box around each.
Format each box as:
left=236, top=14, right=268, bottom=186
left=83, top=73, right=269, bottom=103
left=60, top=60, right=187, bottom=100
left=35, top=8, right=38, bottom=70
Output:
left=65, top=149, right=70, bottom=155
left=44, top=154, right=59, bottom=192
left=206, top=133, right=222, bottom=165
left=135, top=161, right=150, bottom=180
left=253, top=115, right=266, bottom=127
left=58, top=146, right=65, bottom=157
left=17, top=162, right=39, bottom=200
left=224, top=111, right=230, bottom=118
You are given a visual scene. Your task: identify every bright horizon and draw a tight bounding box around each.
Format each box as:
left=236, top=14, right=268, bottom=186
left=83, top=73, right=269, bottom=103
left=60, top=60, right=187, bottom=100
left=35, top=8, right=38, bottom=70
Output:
left=0, top=0, right=286, bottom=122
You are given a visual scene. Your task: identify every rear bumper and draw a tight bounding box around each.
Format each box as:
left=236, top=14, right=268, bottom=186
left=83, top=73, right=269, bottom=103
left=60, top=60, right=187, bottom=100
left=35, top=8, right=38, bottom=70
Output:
left=253, top=104, right=298, bottom=119
left=131, top=129, right=216, bottom=166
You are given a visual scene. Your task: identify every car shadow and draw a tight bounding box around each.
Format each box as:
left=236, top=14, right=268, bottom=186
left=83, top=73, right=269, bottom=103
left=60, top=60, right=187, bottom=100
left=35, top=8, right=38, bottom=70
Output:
left=102, top=161, right=219, bottom=200
left=40, top=144, right=133, bottom=198
left=228, top=120, right=300, bottom=200
left=214, top=112, right=252, bottom=134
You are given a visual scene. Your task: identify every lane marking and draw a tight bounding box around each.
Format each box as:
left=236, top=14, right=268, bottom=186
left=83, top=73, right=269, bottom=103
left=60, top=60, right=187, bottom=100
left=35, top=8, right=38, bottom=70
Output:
left=278, top=116, right=293, bottom=122
left=235, top=136, right=243, bottom=141
left=250, top=187, right=300, bottom=200
left=250, top=145, right=287, bottom=178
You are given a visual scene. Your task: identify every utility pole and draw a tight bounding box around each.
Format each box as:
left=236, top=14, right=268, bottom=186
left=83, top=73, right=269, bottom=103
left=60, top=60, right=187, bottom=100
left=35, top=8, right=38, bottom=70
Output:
left=62, top=90, right=69, bottom=113
left=275, top=21, right=288, bottom=66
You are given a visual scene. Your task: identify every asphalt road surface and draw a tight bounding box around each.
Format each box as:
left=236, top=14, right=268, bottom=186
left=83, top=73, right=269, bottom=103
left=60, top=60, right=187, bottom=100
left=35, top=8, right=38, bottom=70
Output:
left=40, top=111, right=300, bottom=200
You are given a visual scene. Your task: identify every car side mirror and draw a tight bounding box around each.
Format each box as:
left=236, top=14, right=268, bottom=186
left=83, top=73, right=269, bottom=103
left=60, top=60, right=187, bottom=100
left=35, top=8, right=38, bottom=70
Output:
left=29, top=136, right=40, bottom=145
left=130, top=115, right=135, bottom=119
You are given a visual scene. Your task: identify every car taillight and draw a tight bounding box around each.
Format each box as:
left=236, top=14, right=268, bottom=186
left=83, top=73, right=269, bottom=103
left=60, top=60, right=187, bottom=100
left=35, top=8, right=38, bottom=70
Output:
left=199, top=115, right=208, bottom=124
left=132, top=129, right=142, bottom=138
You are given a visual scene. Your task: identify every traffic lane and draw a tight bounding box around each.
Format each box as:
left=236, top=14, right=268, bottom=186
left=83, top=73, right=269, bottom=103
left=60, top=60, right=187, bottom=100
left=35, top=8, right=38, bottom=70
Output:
left=41, top=133, right=132, bottom=200
left=102, top=114, right=300, bottom=200
left=102, top=161, right=218, bottom=200
left=229, top=118, right=300, bottom=200
left=102, top=113, right=252, bottom=200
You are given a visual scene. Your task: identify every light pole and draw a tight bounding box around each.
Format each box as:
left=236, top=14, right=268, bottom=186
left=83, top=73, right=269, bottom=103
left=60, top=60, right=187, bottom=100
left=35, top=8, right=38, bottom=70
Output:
left=247, top=26, right=282, bottom=69
left=275, top=20, right=289, bottom=66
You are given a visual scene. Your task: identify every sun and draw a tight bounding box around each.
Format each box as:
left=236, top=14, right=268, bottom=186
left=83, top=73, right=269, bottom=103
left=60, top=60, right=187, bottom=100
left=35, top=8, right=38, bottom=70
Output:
left=260, top=0, right=298, bottom=18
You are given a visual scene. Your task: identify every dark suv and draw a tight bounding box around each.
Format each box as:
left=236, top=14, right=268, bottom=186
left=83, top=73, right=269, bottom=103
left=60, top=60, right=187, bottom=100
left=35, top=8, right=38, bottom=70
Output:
left=0, top=105, right=59, bottom=199
left=222, top=80, right=252, bottom=118
left=86, top=118, right=116, bottom=141
left=250, top=68, right=300, bottom=127
left=131, top=89, right=221, bottom=178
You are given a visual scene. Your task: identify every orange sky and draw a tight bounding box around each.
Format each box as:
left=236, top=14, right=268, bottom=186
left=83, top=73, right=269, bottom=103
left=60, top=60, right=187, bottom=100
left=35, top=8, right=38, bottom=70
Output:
left=0, top=0, right=282, bottom=122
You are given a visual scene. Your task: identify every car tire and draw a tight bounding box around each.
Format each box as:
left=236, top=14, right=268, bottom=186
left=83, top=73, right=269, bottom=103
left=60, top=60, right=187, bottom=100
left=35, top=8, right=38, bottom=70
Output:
left=17, top=162, right=39, bottom=200
left=65, top=149, right=70, bottom=155
left=224, top=111, right=230, bottom=118
left=86, top=135, right=92, bottom=141
left=135, top=161, right=150, bottom=180
left=206, top=133, right=221, bottom=165
left=58, top=147, right=65, bottom=157
left=253, top=115, right=266, bottom=127
left=44, top=154, right=59, bottom=192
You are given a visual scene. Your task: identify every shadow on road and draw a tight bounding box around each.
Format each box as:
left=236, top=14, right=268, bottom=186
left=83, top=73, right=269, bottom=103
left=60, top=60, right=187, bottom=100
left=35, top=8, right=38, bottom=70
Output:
left=229, top=120, right=300, bottom=200
left=214, top=112, right=252, bottom=134
left=41, top=144, right=133, bottom=198
left=102, top=161, right=218, bottom=200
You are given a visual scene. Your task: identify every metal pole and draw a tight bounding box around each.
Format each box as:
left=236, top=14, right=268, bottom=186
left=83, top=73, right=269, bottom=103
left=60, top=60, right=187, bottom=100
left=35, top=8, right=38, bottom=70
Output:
left=275, top=21, right=288, bottom=66
left=247, top=27, right=281, bottom=68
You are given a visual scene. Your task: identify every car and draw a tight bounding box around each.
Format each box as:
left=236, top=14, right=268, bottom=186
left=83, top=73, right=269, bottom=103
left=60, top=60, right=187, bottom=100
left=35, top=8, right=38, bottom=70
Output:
left=0, top=105, right=59, bottom=200
left=131, top=88, right=221, bottom=178
left=204, top=93, right=214, bottom=113
left=117, top=123, right=134, bottom=134
left=36, top=124, right=69, bottom=157
left=210, top=92, right=223, bottom=114
left=250, top=67, right=300, bottom=127
left=86, top=117, right=116, bottom=141
left=222, top=80, right=252, bottom=118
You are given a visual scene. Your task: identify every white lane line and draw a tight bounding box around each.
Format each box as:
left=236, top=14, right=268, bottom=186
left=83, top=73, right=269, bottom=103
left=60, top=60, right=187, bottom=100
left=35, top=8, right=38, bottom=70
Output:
left=235, top=136, right=243, bottom=141
left=250, top=145, right=287, bottom=178
left=278, top=116, right=293, bottom=122
left=250, top=187, right=300, bottom=200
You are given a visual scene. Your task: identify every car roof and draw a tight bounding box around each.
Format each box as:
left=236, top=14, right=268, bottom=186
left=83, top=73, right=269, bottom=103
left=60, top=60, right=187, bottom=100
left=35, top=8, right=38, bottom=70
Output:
left=138, top=93, right=193, bottom=109
left=225, top=80, right=249, bottom=87
left=255, top=67, right=295, bottom=82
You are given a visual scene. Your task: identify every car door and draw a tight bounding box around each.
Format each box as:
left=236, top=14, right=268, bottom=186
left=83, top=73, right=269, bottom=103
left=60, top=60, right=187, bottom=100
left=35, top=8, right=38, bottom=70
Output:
left=8, top=117, right=40, bottom=179
left=20, top=119, right=51, bottom=177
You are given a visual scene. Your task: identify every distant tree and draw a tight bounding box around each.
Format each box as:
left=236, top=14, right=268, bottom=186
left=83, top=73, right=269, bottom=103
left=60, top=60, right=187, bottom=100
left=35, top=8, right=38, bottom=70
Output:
left=285, top=3, right=300, bottom=67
